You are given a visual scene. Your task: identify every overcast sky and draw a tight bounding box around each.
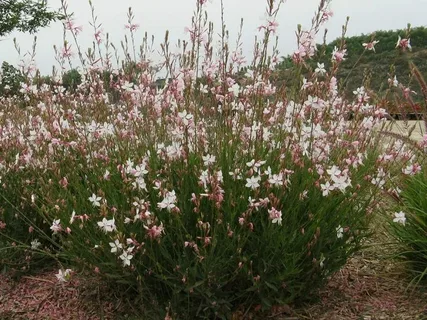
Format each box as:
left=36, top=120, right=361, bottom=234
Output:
left=1, top=0, right=426, bottom=75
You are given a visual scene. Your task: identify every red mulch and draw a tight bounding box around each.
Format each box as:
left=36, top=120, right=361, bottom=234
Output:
left=0, top=271, right=117, bottom=319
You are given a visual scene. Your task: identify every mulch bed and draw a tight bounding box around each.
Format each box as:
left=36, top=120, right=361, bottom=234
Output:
left=0, top=271, right=117, bottom=320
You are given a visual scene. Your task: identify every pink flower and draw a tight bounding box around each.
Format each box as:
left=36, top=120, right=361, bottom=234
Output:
left=321, top=9, right=334, bottom=22
left=402, top=163, right=421, bottom=175
left=94, top=30, right=103, bottom=44
left=64, top=18, right=83, bottom=35
left=396, top=36, right=412, bottom=51
left=59, top=177, right=68, bottom=188
left=332, top=47, right=347, bottom=62
left=56, top=269, right=72, bottom=282
left=61, top=42, right=73, bottom=59
left=258, top=20, right=279, bottom=34
left=362, top=40, right=379, bottom=52
left=145, top=223, right=165, bottom=239
left=125, top=23, right=140, bottom=31
left=50, top=219, right=62, bottom=234
left=421, top=134, right=427, bottom=148
left=268, top=207, right=282, bottom=225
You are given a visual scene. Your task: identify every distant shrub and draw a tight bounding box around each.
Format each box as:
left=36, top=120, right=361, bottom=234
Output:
left=389, top=168, right=427, bottom=286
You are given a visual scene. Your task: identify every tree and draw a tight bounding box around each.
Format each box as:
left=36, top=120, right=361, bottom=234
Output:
left=0, top=0, right=63, bottom=37
left=0, top=61, right=26, bottom=96
left=62, top=68, right=82, bottom=92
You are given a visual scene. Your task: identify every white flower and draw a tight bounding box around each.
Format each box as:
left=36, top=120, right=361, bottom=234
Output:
left=336, top=225, right=344, bottom=239
left=228, top=83, right=240, bottom=97
left=202, top=154, right=216, bottom=166
left=268, top=173, right=283, bottom=187
left=109, top=239, right=123, bottom=253
left=199, top=84, right=209, bottom=93
left=301, top=78, right=313, bottom=90
left=103, top=169, right=110, bottom=180
left=31, top=239, right=41, bottom=250
left=121, top=81, right=134, bottom=91
left=320, top=181, right=334, bottom=196
left=56, top=269, right=72, bottom=282
left=393, top=211, right=406, bottom=226
left=245, top=176, right=261, bottom=190
left=70, top=210, right=76, bottom=224
left=246, top=159, right=255, bottom=168
left=157, top=190, right=177, bottom=212
left=119, top=251, right=133, bottom=266
left=88, top=193, right=102, bottom=207
left=132, top=176, right=147, bottom=191
left=97, top=217, right=117, bottom=233
left=327, top=165, right=341, bottom=178
left=315, top=62, right=326, bottom=75
left=371, top=168, right=386, bottom=188
left=50, top=219, right=62, bottom=234
left=132, top=164, right=148, bottom=177
left=178, top=110, right=194, bottom=126
left=254, top=160, right=266, bottom=168
left=305, top=95, right=324, bottom=110
left=353, top=86, right=365, bottom=97
left=229, top=169, right=242, bottom=180
left=199, top=170, right=210, bottom=188
left=332, top=173, right=352, bottom=192
left=319, top=254, right=325, bottom=268
left=389, top=75, right=398, bottom=87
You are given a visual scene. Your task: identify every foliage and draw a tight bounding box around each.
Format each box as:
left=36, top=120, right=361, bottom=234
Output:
left=387, top=158, right=427, bottom=286
left=0, top=61, right=26, bottom=96
left=61, top=68, right=82, bottom=92
left=0, top=0, right=63, bottom=37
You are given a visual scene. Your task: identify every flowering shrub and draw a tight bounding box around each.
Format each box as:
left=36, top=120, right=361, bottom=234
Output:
left=388, top=162, right=427, bottom=287
left=0, top=0, right=423, bottom=318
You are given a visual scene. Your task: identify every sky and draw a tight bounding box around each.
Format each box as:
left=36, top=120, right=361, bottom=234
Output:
left=1, top=0, right=426, bottom=76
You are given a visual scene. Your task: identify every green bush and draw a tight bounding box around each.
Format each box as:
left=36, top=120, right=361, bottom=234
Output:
left=389, top=168, right=427, bottom=286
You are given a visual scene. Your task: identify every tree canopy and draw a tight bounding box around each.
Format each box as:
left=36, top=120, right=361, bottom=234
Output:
left=0, top=0, right=63, bottom=37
